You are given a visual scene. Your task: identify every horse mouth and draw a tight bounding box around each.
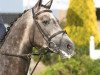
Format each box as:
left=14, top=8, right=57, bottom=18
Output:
left=59, top=50, right=75, bottom=59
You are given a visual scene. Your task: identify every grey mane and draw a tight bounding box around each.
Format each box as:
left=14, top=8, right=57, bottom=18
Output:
left=0, top=9, right=30, bottom=46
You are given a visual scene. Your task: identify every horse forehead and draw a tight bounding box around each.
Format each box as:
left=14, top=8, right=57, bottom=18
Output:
left=39, top=12, right=56, bottom=21
left=37, top=7, right=55, bottom=19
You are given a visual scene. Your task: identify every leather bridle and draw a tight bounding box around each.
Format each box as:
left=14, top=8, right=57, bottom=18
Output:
left=32, top=8, right=66, bottom=50
left=0, top=8, right=67, bottom=75
left=29, top=9, right=67, bottom=74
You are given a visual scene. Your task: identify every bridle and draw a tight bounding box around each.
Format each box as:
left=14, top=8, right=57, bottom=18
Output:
left=32, top=8, right=66, bottom=50
left=29, top=8, right=67, bottom=75
left=0, top=8, right=67, bottom=75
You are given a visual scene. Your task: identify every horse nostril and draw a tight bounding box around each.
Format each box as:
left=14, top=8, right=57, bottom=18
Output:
left=67, top=44, right=71, bottom=49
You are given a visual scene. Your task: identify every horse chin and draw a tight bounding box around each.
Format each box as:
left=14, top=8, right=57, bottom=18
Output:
left=59, top=50, right=72, bottom=59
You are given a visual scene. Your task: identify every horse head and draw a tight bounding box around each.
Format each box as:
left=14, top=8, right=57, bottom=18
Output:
left=32, top=0, right=75, bottom=58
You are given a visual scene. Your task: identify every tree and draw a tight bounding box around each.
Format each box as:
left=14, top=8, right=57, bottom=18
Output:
left=64, top=0, right=100, bottom=54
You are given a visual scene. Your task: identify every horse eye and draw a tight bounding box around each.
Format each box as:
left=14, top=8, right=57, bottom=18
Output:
left=42, top=20, right=49, bottom=25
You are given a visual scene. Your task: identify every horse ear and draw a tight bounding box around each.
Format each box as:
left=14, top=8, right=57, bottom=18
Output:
left=36, top=0, right=42, bottom=7
left=33, top=0, right=42, bottom=13
left=45, top=0, right=53, bottom=9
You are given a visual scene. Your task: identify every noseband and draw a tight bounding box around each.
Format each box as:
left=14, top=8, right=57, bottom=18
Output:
left=32, top=8, right=66, bottom=49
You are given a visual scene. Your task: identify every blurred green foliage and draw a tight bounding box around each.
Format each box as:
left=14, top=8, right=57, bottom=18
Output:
left=41, top=55, right=100, bottom=75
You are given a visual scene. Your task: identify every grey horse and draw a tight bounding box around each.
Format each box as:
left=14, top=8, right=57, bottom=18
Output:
left=0, top=0, right=75, bottom=75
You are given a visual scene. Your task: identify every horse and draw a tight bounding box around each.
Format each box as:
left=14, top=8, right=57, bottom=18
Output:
left=0, top=0, right=75, bottom=75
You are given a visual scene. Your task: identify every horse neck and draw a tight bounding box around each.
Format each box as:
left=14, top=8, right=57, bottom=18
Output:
left=1, top=10, right=34, bottom=54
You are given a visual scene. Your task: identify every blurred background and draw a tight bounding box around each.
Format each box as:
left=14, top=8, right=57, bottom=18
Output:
left=0, top=0, right=100, bottom=75
left=0, top=0, right=100, bottom=25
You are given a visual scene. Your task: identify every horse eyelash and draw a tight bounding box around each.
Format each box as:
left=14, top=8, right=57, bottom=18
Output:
left=42, top=20, right=49, bottom=25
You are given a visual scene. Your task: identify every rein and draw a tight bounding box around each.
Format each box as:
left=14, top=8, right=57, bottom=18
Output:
left=0, top=47, right=52, bottom=75
left=29, top=9, right=66, bottom=74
